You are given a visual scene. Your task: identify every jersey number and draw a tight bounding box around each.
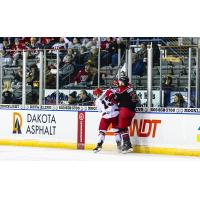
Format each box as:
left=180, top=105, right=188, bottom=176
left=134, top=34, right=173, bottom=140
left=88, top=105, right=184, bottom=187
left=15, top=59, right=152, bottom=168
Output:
left=101, top=97, right=114, bottom=110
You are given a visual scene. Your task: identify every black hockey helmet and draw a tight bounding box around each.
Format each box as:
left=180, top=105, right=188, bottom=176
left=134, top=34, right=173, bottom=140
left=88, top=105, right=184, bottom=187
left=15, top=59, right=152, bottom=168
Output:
left=119, top=75, right=129, bottom=85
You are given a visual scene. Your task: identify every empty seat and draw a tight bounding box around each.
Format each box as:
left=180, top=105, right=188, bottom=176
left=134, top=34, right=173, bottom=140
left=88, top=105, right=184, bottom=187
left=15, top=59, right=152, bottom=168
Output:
left=153, top=76, right=161, bottom=86
left=139, top=76, right=148, bottom=87
left=3, top=75, right=14, bottom=80
left=152, top=67, right=160, bottom=75
left=183, top=57, right=196, bottom=66
left=132, top=75, right=141, bottom=86
left=161, top=65, right=184, bottom=76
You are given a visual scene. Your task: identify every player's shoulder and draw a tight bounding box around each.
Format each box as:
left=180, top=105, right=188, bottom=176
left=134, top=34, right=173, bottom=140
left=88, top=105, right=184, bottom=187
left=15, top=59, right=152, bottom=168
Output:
left=110, top=88, right=116, bottom=93
left=126, top=84, right=134, bottom=93
left=116, top=85, right=129, bottom=94
left=105, top=88, right=116, bottom=93
left=95, top=97, right=101, bottom=103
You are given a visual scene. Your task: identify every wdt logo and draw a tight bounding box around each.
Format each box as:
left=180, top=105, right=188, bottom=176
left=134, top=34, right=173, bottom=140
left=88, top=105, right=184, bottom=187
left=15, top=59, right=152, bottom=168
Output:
left=13, top=112, right=22, bottom=134
left=130, top=119, right=161, bottom=138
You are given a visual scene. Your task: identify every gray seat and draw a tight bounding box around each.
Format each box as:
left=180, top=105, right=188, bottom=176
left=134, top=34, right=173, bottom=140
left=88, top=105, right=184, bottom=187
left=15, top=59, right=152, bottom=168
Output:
left=161, top=65, right=185, bottom=76
left=132, top=75, right=141, bottom=86
left=139, top=76, right=147, bottom=87
left=152, top=76, right=161, bottom=86
left=177, top=76, right=189, bottom=87
left=3, top=75, right=14, bottom=80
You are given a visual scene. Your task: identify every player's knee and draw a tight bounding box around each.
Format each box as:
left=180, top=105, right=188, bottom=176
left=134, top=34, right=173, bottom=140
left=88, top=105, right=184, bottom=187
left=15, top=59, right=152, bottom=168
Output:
left=99, top=131, right=106, bottom=136
left=119, top=128, right=128, bottom=133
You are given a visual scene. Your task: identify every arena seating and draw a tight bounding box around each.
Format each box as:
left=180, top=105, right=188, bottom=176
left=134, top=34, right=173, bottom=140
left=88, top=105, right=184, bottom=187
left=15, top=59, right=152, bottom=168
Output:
left=0, top=37, right=197, bottom=106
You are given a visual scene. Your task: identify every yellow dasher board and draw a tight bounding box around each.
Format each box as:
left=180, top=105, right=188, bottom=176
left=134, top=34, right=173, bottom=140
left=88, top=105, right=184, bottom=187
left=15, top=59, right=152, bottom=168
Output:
left=162, top=56, right=181, bottom=63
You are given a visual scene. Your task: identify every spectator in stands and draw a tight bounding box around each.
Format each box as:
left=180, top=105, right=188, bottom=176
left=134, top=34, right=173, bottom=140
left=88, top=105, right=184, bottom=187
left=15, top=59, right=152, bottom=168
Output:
left=101, top=37, right=113, bottom=50
left=87, top=46, right=98, bottom=67
left=132, top=43, right=147, bottom=77
left=74, top=46, right=89, bottom=69
left=59, top=92, right=68, bottom=104
left=51, top=37, right=68, bottom=59
left=72, top=60, right=93, bottom=86
left=78, top=89, right=92, bottom=105
left=70, top=37, right=81, bottom=50
left=2, top=80, right=14, bottom=104
left=59, top=55, right=75, bottom=87
left=46, top=65, right=56, bottom=89
left=11, top=38, right=24, bottom=66
left=42, top=37, right=53, bottom=49
left=111, top=37, right=126, bottom=67
left=180, top=65, right=187, bottom=76
left=45, top=91, right=68, bottom=105
left=14, top=65, right=23, bottom=84
left=80, top=46, right=88, bottom=55
left=27, top=64, right=40, bottom=104
left=167, top=93, right=188, bottom=108
left=41, top=37, right=55, bottom=58
left=89, top=37, right=98, bottom=48
left=18, top=37, right=30, bottom=47
left=93, top=37, right=99, bottom=45
left=101, top=37, right=115, bottom=66
left=82, top=38, right=93, bottom=50
left=2, top=38, right=11, bottom=51
left=101, top=73, right=107, bottom=85
left=45, top=95, right=55, bottom=105
left=167, top=62, right=174, bottom=75
left=2, top=90, right=14, bottom=104
left=25, top=37, right=42, bottom=58
left=68, top=91, right=77, bottom=105
left=152, top=44, right=160, bottom=66
left=137, top=43, right=147, bottom=61
left=0, top=49, right=12, bottom=66
left=162, top=74, right=174, bottom=107
left=163, top=75, right=173, bottom=89
left=132, top=57, right=145, bottom=77
left=27, top=64, right=39, bottom=86
left=86, top=67, right=106, bottom=86
left=63, top=48, right=75, bottom=63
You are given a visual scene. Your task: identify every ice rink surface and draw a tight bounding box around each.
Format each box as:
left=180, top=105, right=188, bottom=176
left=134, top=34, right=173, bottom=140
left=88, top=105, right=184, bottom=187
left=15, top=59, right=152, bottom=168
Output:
left=0, top=145, right=199, bottom=200
left=0, top=145, right=199, bottom=161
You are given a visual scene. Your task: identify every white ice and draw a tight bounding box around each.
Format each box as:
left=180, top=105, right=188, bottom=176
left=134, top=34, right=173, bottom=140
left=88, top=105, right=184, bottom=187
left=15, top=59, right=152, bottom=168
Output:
left=0, top=145, right=199, bottom=200
left=0, top=145, right=198, bottom=161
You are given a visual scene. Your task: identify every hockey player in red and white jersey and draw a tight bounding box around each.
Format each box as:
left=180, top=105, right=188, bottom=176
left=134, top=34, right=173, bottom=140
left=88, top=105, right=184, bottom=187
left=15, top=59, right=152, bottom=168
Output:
left=93, top=88, right=121, bottom=153
left=105, top=75, right=138, bottom=153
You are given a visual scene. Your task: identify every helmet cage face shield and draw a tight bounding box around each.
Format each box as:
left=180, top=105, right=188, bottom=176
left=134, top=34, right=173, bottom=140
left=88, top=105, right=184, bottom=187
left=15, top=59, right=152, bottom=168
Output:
left=118, top=80, right=124, bottom=86
left=119, top=76, right=129, bottom=86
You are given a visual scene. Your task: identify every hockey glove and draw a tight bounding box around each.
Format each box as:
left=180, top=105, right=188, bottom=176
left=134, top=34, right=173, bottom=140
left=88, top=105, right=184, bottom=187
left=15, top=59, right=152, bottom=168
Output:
left=105, top=89, right=113, bottom=98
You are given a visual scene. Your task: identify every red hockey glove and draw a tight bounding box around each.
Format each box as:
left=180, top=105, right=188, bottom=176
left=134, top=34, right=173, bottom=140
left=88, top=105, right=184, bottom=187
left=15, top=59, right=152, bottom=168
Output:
left=105, top=89, right=113, bottom=98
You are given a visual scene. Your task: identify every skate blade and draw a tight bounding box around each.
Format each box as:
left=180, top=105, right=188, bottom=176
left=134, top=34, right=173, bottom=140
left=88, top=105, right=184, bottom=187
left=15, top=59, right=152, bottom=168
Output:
left=93, top=148, right=102, bottom=153
left=121, top=148, right=133, bottom=154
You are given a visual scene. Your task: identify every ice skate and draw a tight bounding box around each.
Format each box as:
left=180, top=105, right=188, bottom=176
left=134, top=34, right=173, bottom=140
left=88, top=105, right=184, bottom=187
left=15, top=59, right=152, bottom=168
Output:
left=116, top=141, right=122, bottom=152
left=93, top=142, right=103, bottom=153
left=121, top=142, right=133, bottom=154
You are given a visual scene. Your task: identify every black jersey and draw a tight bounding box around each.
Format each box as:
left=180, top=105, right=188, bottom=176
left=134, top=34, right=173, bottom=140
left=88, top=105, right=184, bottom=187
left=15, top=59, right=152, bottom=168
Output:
left=115, top=84, right=138, bottom=111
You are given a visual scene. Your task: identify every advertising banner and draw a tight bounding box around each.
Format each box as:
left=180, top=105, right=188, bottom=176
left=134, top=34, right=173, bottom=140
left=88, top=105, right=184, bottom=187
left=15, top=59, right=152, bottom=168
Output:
left=0, top=109, right=77, bottom=143
left=77, top=112, right=85, bottom=149
left=85, top=111, right=200, bottom=150
left=0, top=106, right=200, bottom=155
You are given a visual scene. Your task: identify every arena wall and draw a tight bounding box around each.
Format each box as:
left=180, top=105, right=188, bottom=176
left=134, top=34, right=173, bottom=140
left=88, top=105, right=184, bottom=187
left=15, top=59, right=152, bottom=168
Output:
left=1, top=105, right=200, bottom=156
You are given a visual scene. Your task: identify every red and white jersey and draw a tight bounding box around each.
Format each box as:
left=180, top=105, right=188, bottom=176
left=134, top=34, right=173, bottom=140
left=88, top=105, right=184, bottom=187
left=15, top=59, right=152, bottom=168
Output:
left=51, top=42, right=67, bottom=54
left=95, top=90, right=119, bottom=119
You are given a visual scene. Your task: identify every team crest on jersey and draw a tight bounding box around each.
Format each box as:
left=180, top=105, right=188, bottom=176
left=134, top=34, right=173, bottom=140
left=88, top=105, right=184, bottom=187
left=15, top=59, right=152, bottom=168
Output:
left=127, top=88, right=133, bottom=93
